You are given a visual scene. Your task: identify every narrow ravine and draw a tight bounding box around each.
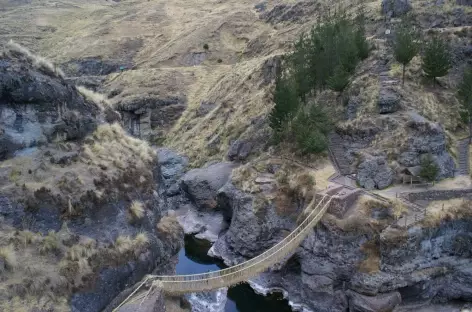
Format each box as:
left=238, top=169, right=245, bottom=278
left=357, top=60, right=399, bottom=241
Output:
left=176, top=235, right=292, bottom=312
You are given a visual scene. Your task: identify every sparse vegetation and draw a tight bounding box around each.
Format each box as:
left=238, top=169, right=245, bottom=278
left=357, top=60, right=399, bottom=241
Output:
left=423, top=199, right=472, bottom=227
left=5, top=41, right=65, bottom=78
left=393, top=18, right=420, bottom=85
left=359, top=240, right=380, bottom=273
left=422, top=36, right=451, bottom=84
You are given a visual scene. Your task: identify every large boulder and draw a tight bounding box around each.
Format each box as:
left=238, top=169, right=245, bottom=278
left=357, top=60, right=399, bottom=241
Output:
left=180, top=162, right=236, bottom=210
left=357, top=156, right=394, bottom=190
left=381, top=0, right=412, bottom=17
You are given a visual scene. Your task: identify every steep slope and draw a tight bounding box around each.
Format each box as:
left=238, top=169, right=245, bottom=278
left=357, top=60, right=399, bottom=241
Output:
left=0, top=45, right=182, bottom=312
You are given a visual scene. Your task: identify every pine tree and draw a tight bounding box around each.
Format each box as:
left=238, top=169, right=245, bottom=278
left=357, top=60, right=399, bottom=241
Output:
left=458, top=66, right=472, bottom=142
left=393, top=20, right=419, bottom=85
left=289, top=36, right=313, bottom=101
left=422, top=36, right=451, bottom=84
left=269, top=74, right=299, bottom=139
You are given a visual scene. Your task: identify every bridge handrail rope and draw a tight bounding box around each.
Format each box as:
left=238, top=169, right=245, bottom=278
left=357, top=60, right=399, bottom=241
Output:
left=163, top=197, right=331, bottom=282
left=155, top=194, right=329, bottom=281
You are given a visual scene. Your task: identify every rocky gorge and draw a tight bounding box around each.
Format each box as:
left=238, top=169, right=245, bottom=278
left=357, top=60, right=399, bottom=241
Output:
left=154, top=144, right=472, bottom=312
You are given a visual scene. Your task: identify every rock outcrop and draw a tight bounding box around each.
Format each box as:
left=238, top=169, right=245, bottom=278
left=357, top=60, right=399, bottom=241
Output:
left=399, top=113, right=455, bottom=179
left=381, top=0, right=412, bottom=17
left=116, top=95, right=187, bottom=141
left=0, top=45, right=101, bottom=160
left=378, top=89, right=400, bottom=114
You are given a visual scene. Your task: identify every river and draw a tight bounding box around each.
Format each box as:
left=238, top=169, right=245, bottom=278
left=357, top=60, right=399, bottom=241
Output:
left=176, top=235, right=293, bottom=312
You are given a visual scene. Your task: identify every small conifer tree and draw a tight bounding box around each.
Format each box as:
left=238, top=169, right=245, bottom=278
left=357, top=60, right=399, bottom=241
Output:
left=422, top=36, right=451, bottom=84
left=393, top=20, right=419, bottom=85
left=269, top=74, right=300, bottom=139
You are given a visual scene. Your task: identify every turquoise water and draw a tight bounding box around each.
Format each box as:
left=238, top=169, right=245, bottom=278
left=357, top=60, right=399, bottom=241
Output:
left=176, top=235, right=293, bottom=312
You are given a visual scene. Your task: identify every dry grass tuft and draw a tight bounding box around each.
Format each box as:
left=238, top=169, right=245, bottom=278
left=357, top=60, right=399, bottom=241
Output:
left=15, top=231, right=37, bottom=246
left=129, top=200, right=145, bottom=221
left=135, top=232, right=150, bottom=246
left=5, top=41, right=65, bottom=78
left=0, top=245, right=17, bottom=271
left=39, top=231, right=60, bottom=254
left=85, top=123, right=156, bottom=165
left=358, top=195, right=389, bottom=215
left=423, top=199, right=472, bottom=227
left=115, top=235, right=134, bottom=254
left=392, top=199, right=408, bottom=220
left=157, top=215, right=182, bottom=241
left=324, top=213, right=378, bottom=235
left=76, top=86, right=111, bottom=109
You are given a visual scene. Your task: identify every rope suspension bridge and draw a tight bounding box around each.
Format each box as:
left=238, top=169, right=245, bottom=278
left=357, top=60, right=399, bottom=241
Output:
left=114, top=194, right=333, bottom=310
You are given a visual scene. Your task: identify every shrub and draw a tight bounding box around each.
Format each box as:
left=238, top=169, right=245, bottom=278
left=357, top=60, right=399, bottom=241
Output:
left=203, top=43, right=209, bottom=50
left=217, top=58, right=222, bottom=63
left=135, top=232, right=149, bottom=246
left=157, top=215, right=182, bottom=241
left=419, top=154, right=439, bottom=182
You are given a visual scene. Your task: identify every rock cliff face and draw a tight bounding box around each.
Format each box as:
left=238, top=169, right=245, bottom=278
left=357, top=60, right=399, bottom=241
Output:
left=0, top=46, right=183, bottom=312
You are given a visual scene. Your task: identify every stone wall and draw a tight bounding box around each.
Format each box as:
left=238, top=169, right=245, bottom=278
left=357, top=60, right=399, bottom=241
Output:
left=403, top=188, right=472, bottom=202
